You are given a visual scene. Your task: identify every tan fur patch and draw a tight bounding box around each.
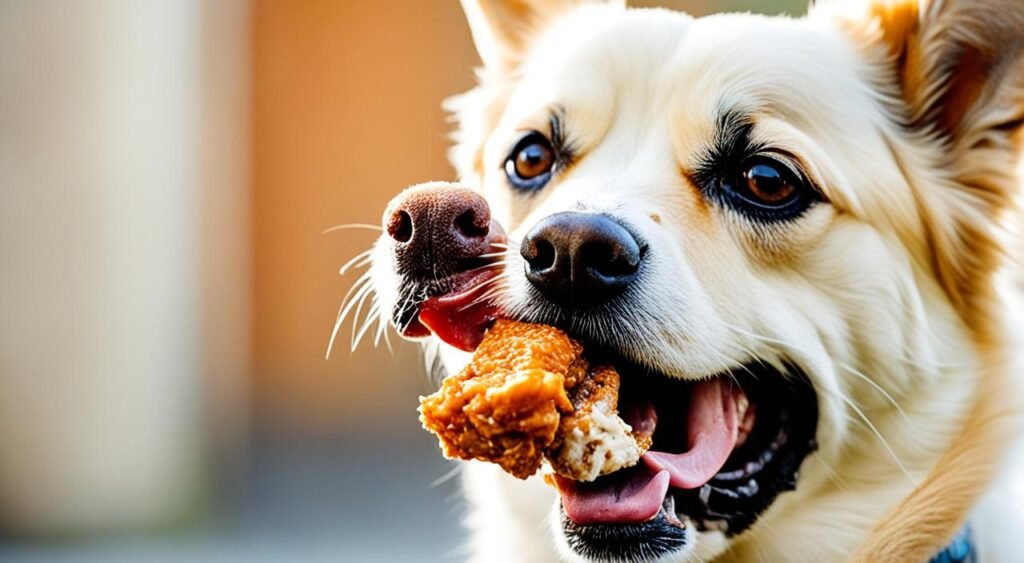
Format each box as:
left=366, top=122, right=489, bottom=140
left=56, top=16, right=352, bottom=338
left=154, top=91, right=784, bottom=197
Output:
left=843, top=0, right=1024, bottom=343
left=850, top=349, right=1020, bottom=562
left=678, top=167, right=714, bottom=224
left=834, top=0, right=1024, bottom=558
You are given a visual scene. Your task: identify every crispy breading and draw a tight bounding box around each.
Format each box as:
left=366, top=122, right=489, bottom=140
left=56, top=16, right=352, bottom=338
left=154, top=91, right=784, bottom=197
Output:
left=419, top=319, right=648, bottom=480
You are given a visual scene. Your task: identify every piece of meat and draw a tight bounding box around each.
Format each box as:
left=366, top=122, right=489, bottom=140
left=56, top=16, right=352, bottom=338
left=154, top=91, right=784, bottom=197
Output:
left=418, top=319, right=649, bottom=481
left=547, top=364, right=653, bottom=482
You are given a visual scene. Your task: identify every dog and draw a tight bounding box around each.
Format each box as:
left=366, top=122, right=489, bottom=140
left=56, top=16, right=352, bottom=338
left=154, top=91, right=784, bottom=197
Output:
left=354, top=0, right=1024, bottom=560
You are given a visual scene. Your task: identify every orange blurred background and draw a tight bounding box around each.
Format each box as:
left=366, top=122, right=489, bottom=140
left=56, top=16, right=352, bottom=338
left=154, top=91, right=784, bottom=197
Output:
left=252, top=0, right=476, bottom=434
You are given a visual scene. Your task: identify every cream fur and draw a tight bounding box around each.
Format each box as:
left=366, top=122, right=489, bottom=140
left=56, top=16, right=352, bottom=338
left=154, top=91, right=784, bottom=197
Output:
left=367, top=0, right=1024, bottom=560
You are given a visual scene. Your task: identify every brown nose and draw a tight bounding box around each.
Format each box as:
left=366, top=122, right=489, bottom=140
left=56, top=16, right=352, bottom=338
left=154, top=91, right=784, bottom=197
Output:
left=383, top=182, right=495, bottom=276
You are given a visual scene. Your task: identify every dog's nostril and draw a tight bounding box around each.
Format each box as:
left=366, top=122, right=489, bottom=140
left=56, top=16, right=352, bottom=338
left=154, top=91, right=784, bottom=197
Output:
left=388, top=209, right=413, bottom=243
left=454, top=209, right=488, bottom=240
left=580, top=242, right=638, bottom=278
left=525, top=239, right=557, bottom=271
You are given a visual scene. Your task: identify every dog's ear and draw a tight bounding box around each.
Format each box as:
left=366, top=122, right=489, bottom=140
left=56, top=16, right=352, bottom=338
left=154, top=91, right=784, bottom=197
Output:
left=868, top=0, right=1024, bottom=141
left=833, top=0, right=1024, bottom=335
left=460, top=0, right=624, bottom=70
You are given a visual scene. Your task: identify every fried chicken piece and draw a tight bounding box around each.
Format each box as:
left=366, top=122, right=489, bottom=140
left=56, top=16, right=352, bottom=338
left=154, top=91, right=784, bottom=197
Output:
left=418, top=320, right=585, bottom=478
left=547, top=364, right=653, bottom=482
left=419, top=319, right=649, bottom=481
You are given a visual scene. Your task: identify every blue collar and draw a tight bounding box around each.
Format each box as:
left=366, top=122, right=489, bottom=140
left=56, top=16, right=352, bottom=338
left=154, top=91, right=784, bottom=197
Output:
left=929, top=524, right=975, bottom=563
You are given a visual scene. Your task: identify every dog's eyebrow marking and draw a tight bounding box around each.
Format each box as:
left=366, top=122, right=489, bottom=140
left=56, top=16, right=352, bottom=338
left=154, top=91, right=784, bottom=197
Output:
left=713, top=108, right=756, bottom=164
left=549, top=106, right=577, bottom=165
left=691, top=108, right=757, bottom=189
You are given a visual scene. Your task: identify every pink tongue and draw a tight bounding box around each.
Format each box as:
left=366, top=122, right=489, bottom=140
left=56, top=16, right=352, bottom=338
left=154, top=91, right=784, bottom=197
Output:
left=554, top=466, right=670, bottom=525
left=643, top=378, right=740, bottom=489
left=554, top=379, right=740, bottom=525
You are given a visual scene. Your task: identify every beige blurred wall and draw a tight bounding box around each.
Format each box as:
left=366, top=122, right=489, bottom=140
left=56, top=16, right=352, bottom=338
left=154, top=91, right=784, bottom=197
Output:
left=0, top=0, right=249, bottom=534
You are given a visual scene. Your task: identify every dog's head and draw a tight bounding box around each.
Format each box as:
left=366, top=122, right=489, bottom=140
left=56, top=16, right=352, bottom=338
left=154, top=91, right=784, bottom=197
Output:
left=363, top=0, right=1023, bottom=560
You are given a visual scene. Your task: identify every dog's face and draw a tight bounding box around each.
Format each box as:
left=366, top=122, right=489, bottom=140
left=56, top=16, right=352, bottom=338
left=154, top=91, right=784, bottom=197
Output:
left=361, top=0, right=1023, bottom=561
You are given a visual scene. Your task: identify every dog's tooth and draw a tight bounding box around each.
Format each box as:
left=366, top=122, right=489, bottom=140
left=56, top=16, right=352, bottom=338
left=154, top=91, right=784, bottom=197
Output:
left=699, top=484, right=712, bottom=505
left=703, top=519, right=729, bottom=533
left=736, top=393, right=749, bottom=418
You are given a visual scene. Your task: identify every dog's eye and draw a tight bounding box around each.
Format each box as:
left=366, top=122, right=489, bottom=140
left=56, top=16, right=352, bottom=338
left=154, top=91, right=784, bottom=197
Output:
left=720, top=156, right=813, bottom=220
left=505, top=132, right=555, bottom=191
left=742, top=161, right=796, bottom=204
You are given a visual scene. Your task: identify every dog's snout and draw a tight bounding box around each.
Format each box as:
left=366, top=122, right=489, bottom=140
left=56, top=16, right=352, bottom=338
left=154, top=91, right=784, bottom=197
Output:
left=521, top=212, right=642, bottom=308
left=383, top=183, right=496, bottom=276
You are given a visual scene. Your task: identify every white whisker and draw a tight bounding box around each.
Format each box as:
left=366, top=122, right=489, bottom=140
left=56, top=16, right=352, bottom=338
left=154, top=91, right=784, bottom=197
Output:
left=429, top=464, right=462, bottom=488
left=371, top=292, right=387, bottom=349
left=839, top=391, right=916, bottom=484
left=339, top=249, right=373, bottom=275
left=348, top=284, right=376, bottom=351
left=338, top=281, right=374, bottom=333
left=461, top=260, right=508, bottom=275
left=382, top=320, right=395, bottom=354
left=353, top=299, right=382, bottom=352
left=326, top=301, right=348, bottom=361
left=811, top=453, right=847, bottom=488
left=322, top=222, right=382, bottom=234
left=457, top=276, right=510, bottom=312
left=718, top=321, right=911, bottom=426
left=326, top=271, right=373, bottom=359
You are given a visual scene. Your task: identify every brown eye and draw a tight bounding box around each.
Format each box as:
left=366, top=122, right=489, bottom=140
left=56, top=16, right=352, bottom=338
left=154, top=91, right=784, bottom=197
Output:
left=742, top=161, right=796, bottom=204
left=505, top=132, right=555, bottom=191
left=717, top=155, right=814, bottom=221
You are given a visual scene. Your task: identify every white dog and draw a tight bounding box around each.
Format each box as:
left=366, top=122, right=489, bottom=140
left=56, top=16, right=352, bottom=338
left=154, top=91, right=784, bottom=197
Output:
left=357, top=0, right=1024, bottom=560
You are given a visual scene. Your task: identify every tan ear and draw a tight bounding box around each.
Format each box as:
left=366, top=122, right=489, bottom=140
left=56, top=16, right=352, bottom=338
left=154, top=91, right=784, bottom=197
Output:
left=846, top=0, right=1024, bottom=334
left=874, top=0, right=1024, bottom=143
left=460, top=0, right=624, bottom=70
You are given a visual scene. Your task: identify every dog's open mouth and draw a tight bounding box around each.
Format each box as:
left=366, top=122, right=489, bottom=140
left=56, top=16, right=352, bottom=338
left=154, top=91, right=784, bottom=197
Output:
left=554, top=360, right=818, bottom=539
left=395, top=266, right=818, bottom=556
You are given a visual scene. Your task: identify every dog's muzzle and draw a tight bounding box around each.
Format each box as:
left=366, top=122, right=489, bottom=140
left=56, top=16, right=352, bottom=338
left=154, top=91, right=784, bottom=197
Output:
left=381, top=183, right=507, bottom=350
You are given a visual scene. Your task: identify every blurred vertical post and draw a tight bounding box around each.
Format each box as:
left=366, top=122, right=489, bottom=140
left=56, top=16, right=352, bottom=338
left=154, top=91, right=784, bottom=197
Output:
left=0, top=0, right=249, bottom=535
left=200, top=0, right=252, bottom=508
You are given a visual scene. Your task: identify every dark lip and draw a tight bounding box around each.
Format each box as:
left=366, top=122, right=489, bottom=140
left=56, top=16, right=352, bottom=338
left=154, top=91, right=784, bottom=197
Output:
left=560, top=502, right=688, bottom=563
left=561, top=359, right=818, bottom=549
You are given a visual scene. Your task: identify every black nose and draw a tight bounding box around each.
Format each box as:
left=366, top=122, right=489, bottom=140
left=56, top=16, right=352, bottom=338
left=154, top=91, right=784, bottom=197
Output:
left=520, top=212, right=643, bottom=308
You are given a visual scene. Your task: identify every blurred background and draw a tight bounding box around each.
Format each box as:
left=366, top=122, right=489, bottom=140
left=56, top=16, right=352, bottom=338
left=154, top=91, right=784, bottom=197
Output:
left=0, top=1, right=805, bottom=561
